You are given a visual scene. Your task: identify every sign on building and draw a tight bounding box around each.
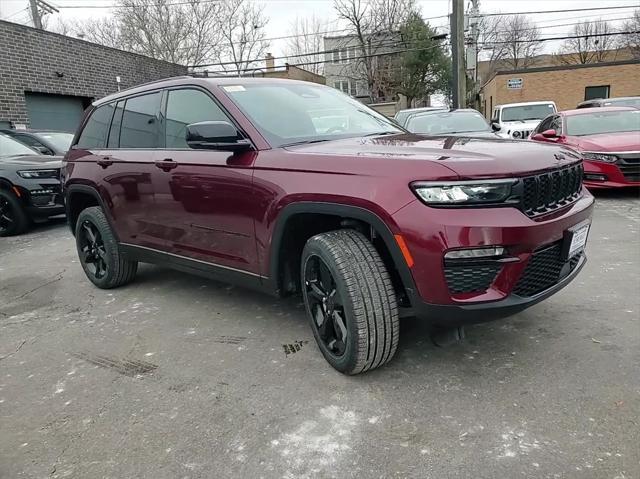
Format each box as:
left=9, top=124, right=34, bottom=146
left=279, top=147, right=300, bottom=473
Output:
left=507, top=78, right=523, bottom=89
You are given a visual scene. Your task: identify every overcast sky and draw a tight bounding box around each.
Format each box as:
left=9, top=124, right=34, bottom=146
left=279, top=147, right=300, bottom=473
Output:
left=0, top=0, right=636, bottom=65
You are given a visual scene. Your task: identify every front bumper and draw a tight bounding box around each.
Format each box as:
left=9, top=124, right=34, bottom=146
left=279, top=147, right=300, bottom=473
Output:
left=16, top=179, right=65, bottom=218
left=406, top=253, right=586, bottom=326
left=583, top=159, right=640, bottom=189
left=391, top=191, right=594, bottom=322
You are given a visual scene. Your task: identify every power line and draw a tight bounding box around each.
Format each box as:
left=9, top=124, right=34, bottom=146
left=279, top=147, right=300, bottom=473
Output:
left=477, top=30, right=639, bottom=46
left=473, top=5, right=638, bottom=18
left=198, top=42, right=452, bottom=74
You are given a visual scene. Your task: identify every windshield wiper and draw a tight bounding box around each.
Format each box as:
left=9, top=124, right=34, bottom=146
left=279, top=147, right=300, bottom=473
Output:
left=281, top=138, right=334, bottom=148
left=362, top=131, right=399, bottom=137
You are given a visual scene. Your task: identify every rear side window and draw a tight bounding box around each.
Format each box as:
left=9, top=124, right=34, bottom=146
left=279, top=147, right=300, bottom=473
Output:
left=120, top=93, right=161, bottom=149
left=165, top=89, right=230, bottom=148
left=77, top=104, right=115, bottom=149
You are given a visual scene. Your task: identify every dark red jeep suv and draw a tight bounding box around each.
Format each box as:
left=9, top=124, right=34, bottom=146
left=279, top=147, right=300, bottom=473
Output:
left=63, top=77, right=594, bottom=374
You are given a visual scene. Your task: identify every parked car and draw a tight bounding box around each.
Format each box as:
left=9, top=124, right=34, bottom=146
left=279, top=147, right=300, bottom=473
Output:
left=577, top=96, right=640, bottom=109
left=1, top=129, right=75, bottom=156
left=0, top=133, right=64, bottom=236
left=394, top=106, right=445, bottom=127
left=490, top=101, right=557, bottom=139
left=405, top=109, right=501, bottom=137
left=530, top=107, right=640, bottom=189
left=63, top=77, right=594, bottom=374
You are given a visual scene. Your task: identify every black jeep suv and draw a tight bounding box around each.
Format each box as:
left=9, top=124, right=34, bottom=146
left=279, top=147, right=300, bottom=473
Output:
left=0, top=133, right=65, bottom=236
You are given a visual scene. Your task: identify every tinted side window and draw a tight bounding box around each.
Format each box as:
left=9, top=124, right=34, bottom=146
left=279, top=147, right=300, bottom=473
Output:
left=77, top=104, right=115, bottom=149
left=120, top=93, right=161, bottom=149
left=107, top=100, right=125, bottom=148
left=165, top=89, right=230, bottom=148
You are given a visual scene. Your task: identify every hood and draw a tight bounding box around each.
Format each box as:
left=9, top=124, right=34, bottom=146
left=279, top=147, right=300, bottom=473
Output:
left=501, top=120, right=542, bottom=132
left=285, top=133, right=581, bottom=178
left=0, top=154, right=63, bottom=168
left=569, top=131, right=640, bottom=152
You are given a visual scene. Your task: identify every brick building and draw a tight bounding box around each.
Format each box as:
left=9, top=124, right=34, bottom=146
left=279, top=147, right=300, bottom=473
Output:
left=480, top=59, right=640, bottom=118
left=0, top=20, right=186, bottom=132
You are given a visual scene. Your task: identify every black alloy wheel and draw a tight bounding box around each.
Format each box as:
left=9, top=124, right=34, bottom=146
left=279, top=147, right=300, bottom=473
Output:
left=304, top=255, right=348, bottom=357
left=78, top=220, right=108, bottom=279
left=0, top=196, right=15, bottom=235
left=0, top=190, right=29, bottom=236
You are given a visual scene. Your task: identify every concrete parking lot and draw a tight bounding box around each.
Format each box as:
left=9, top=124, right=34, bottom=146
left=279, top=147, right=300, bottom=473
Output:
left=1, top=191, right=638, bottom=479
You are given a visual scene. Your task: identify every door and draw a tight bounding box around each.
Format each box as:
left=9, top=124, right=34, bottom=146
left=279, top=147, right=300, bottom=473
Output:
left=96, top=92, right=165, bottom=250
left=25, top=93, right=86, bottom=132
left=154, top=87, right=258, bottom=274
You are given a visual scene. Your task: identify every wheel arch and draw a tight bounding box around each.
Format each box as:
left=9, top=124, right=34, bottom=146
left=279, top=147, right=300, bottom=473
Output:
left=65, top=184, right=116, bottom=239
left=268, top=202, right=417, bottom=306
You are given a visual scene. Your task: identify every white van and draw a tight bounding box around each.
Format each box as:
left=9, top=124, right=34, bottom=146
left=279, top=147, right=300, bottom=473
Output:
left=490, top=101, right=557, bottom=139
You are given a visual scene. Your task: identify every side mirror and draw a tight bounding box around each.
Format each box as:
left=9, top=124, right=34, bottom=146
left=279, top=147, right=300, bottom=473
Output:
left=491, top=122, right=501, bottom=132
left=541, top=129, right=558, bottom=138
left=185, top=121, right=252, bottom=152
left=35, top=145, right=54, bottom=155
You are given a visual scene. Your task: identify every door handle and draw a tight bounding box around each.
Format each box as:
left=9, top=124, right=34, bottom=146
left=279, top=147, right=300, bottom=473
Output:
left=97, top=156, right=113, bottom=168
left=155, top=158, right=178, bottom=171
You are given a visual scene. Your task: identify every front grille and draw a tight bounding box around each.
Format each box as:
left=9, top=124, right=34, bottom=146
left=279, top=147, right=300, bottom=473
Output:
left=511, top=129, right=531, bottom=139
left=617, top=155, right=640, bottom=182
left=444, top=264, right=501, bottom=294
left=513, top=242, right=581, bottom=297
left=521, top=163, right=583, bottom=217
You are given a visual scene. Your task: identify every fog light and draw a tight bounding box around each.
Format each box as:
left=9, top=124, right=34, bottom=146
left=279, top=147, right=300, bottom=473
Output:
left=445, top=247, right=505, bottom=260
left=584, top=173, right=607, bottom=182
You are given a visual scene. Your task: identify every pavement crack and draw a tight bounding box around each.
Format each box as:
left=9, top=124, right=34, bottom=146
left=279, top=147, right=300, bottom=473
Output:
left=0, top=339, right=26, bottom=361
left=7, top=270, right=66, bottom=305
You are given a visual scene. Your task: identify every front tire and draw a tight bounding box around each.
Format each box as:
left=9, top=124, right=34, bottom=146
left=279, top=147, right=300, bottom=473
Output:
left=301, top=229, right=399, bottom=374
left=0, top=189, right=29, bottom=237
left=75, top=206, right=138, bottom=289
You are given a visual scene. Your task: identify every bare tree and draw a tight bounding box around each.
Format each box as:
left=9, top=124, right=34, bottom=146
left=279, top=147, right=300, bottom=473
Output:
left=216, top=0, right=270, bottom=75
left=284, top=15, right=326, bottom=75
left=499, top=15, right=542, bottom=69
left=476, top=15, right=508, bottom=79
left=618, top=9, right=640, bottom=58
left=333, top=0, right=416, bottom=100
left=558, top=19, right=615, bottom=64
left=114, top=0, right=223, bottom=66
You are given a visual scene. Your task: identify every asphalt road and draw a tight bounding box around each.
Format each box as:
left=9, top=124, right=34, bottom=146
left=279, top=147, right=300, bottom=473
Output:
left=1, top=191, right=639, bottom=479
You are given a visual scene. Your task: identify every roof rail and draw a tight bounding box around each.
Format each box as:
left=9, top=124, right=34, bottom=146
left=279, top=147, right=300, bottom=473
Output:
left=115, top=75, right=193, bottom=94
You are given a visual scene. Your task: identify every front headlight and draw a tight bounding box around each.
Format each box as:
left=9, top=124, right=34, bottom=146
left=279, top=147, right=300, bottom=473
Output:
left=412, top=180, right=516, bottom=205
left=582, top=152, right=617, bottom=163
left=512, top=130, right=522, bottom=139
left=17, top=169, right=59, bottom=179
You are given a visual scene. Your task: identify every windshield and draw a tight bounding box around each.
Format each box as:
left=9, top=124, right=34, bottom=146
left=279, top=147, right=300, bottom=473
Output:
left=406, top=111, right=490, bottom=135
left=0, top=134, right=39, bottom=158
left=566, top=110, right=640, bottom=136
left=35, top=132, right=74, bottom=152
left=502, top=104, right=555, bottom=122
left=603, top=98, right=640, bottom=108
left=222, top=83, right=402, bottom=147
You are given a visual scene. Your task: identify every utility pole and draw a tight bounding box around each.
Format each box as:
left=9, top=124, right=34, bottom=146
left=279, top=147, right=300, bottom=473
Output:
left=468, top=0, right=480, bottom=109
left=450, top=0, right=466, bottom=109
left=29, top=0, right=42, bottom=29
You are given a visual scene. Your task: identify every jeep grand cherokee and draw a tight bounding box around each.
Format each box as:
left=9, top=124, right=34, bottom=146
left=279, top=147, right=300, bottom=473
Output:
left=63, top=77, right=594, bottom=374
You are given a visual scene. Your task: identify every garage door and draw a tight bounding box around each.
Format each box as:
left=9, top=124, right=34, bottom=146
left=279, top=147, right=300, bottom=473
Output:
left=25, top=93, right=87, bottom=132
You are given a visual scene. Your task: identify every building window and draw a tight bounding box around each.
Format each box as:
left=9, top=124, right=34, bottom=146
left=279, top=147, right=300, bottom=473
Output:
left=332, top=46, right=358, bottom=64
left=333, top=80, right=357, bottom=96
left=585, top=85, right=610, bottom=101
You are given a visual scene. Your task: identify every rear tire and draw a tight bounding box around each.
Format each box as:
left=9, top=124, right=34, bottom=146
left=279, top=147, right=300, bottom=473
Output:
left=301, top=229, right=399, bottom=374
left=0, top=189, right=29, bottom=237
left=75, top=206, right=138, bottom=289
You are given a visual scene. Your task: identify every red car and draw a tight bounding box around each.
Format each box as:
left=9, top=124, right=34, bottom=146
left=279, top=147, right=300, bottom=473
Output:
left=530, top=107, right=640, bottom=189
left=63, top=77, right=594, bottom=374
